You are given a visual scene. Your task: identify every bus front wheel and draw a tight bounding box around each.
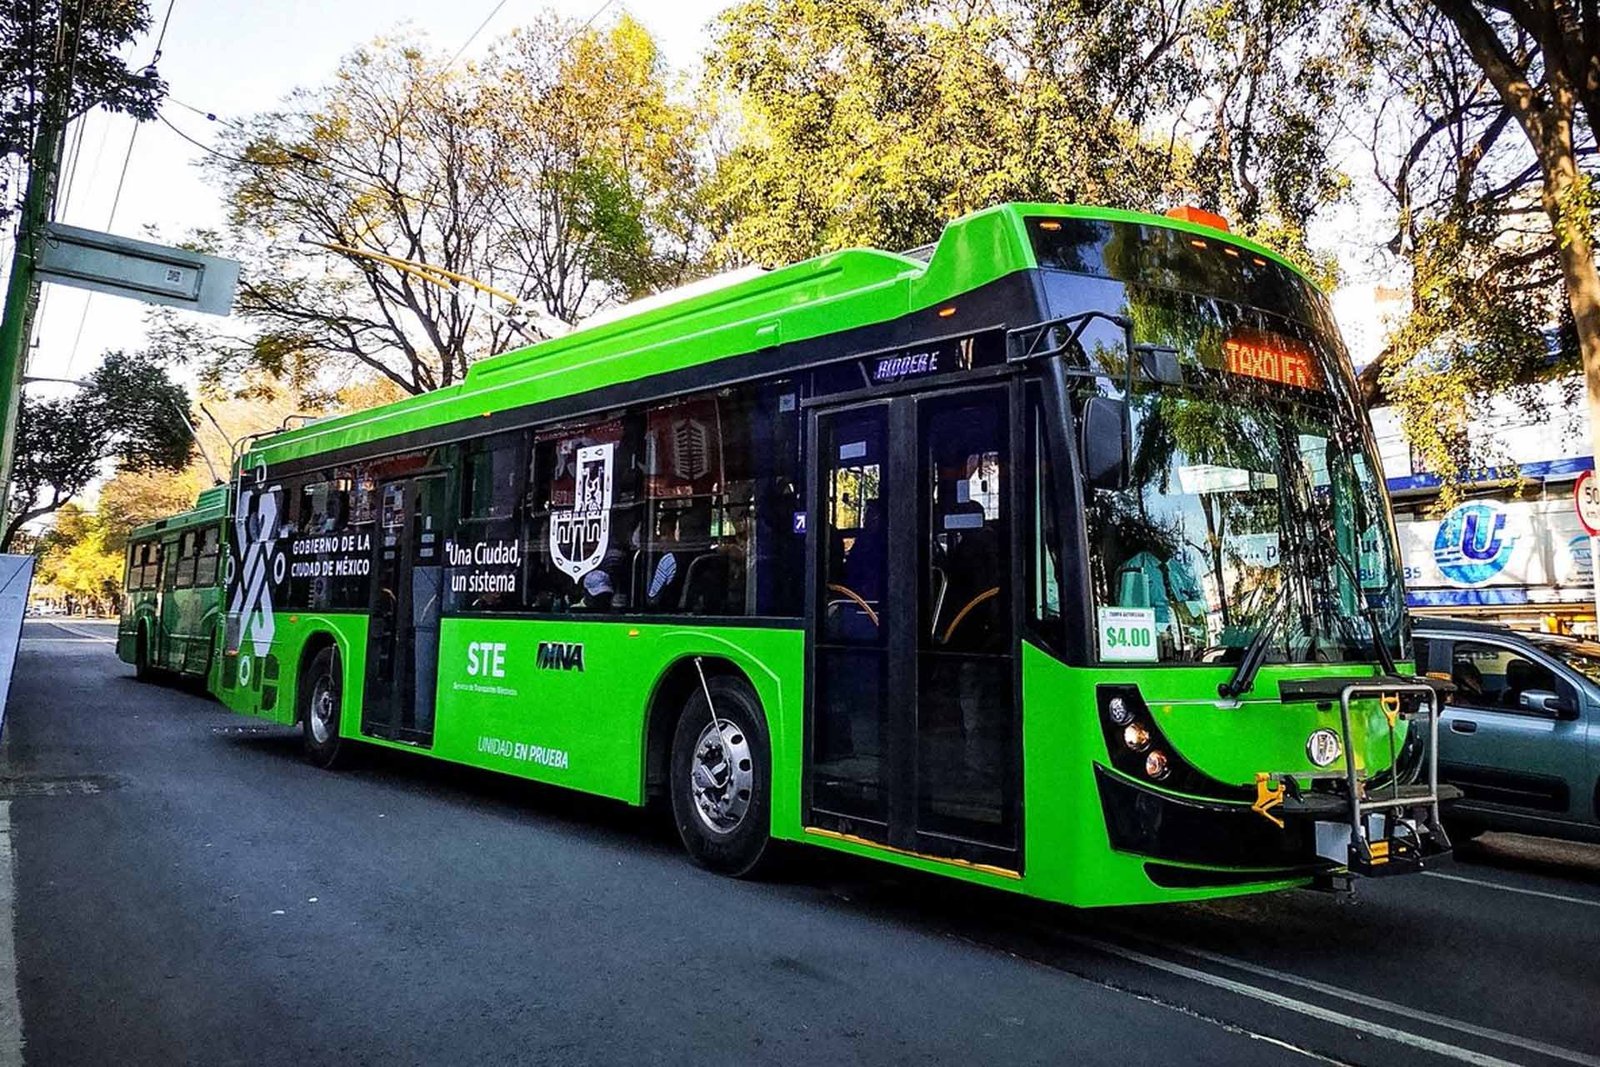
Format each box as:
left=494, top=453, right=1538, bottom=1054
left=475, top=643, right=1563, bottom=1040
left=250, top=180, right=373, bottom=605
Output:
left=301, top=646, right=347, bottom=770
left=669, top=674, right=772, bottom=877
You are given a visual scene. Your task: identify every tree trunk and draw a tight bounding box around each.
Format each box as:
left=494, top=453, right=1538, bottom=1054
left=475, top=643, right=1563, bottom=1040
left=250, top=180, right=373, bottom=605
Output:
left=1544, top=170, right=1600, bottom=466
left=1430, top=0, right=1600, bottom=487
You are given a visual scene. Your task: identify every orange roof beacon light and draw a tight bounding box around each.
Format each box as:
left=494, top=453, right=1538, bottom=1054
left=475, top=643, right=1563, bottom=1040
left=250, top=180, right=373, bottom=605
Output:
left=1165, top=205, right=1231, bottom=232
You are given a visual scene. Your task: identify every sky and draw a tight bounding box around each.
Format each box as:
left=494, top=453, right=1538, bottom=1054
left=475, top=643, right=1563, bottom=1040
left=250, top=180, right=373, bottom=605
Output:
left=22, top=0, right=731, bottom=394
left=19, top=0, right=1394, bottom=397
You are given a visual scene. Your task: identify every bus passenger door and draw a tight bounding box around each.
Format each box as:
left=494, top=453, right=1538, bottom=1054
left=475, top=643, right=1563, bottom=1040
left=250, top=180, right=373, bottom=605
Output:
left=809, top=404, right=894, bottom=834
left=806, top=386, right=1020, bottom=869
left=363, top=473, right=447, bottom=744
left=158, top=537, right=180, bottom=667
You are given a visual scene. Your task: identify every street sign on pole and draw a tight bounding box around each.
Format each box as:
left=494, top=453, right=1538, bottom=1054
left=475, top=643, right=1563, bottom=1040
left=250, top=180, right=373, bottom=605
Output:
left=33, top=222, right=240, bottom=316
left=1575, top=469, right=1600, bottom=537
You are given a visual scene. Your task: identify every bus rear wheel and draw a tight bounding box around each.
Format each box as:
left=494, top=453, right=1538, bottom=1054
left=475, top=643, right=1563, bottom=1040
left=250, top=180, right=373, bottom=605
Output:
left=134, top=628, right=154, bottom=681
left=669, top=674, right=772, bottom=877
left=301, top=646, right=347, bottom=769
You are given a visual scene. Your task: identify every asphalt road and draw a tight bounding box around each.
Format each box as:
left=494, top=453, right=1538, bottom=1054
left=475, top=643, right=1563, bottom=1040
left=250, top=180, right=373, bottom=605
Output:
left=2, top=618, right=1598, bottom=1066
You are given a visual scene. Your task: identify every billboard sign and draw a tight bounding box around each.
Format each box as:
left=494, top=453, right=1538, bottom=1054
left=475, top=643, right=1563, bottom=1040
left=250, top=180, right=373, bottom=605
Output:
left=1398, top=497, right=1594, bottom=608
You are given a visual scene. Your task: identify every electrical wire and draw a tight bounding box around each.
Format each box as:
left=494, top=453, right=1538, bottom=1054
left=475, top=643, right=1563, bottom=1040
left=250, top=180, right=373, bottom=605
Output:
left=62, top=0, right=179, bottom=376
left=105, top=121, right=138, bottom=228
left=52, top=112, right=87, bottom=220
left=446, top=0, right=512, bottom=68
left=150, top=0, right=176, bottom=58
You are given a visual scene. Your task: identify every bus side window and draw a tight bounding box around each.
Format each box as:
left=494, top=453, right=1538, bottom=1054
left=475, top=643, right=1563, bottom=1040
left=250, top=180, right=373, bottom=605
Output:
left=299, top=478, right=350, bottom=535
left=642, top=389, right=752, bottom=617
left=175, top=531, right=196, bottom=589
left=526, top=413, right=643, bottom=613
left=451, top=434, right=526, bottom=613
left=137, top=542, right=159, bottom=590
left=194, top=527, right=221, bottom=586
left=1027, top=395, right=1062, bottom=637
left=161, top=539, right=180, bottom=590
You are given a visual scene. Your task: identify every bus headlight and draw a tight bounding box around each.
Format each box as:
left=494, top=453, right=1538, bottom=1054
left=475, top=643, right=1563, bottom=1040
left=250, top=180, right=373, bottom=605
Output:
left=1122, top=723, right=1151, bottom=751
left=1145, top=750, right=1170, bottom=780
left=1306, top=728, right=1342, bottom=768
left=1107, top=696, right=1133, bottom=725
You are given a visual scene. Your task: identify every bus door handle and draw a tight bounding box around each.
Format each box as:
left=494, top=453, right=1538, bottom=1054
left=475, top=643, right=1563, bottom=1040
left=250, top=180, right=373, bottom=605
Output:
left=1449, top=719, right=1477, bottom=734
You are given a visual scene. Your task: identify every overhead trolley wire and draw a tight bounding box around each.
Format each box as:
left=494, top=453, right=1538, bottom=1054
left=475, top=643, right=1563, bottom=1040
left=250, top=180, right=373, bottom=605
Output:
left=446, top=0, right=512, bottom=68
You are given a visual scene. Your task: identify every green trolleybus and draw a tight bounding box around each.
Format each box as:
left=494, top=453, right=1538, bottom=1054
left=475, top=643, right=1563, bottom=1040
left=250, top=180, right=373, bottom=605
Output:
left=211, top=203, right=1452, bottom=906
left=118, top=484, right=228, bottom=683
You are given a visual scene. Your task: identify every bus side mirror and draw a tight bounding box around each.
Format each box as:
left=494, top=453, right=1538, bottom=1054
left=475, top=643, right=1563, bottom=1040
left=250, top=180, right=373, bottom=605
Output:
left=1081, top=396, right=1129, bottom=491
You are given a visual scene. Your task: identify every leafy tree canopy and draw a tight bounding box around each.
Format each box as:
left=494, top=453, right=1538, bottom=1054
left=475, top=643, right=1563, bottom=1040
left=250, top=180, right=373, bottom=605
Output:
left=0, top=0, right=165, bottom=217
left=5, top=349, right=192, bottom=549
left=206, top=15, right=711, bottom=397
left=704, top=0, right=1366, bottom=277
left=1353, top=0, right=1600, bottom=502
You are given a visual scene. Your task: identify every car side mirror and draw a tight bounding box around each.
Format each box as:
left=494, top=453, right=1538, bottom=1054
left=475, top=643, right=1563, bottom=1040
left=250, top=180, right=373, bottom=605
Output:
left=1081, top=396, right=1129, bottom=491
left=1519, top=689, right=1577, bottom=718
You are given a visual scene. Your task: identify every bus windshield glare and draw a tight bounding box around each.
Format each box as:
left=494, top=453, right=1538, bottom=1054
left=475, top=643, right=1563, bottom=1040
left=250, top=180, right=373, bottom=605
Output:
left=1034, top=216, right=1406, bottom=666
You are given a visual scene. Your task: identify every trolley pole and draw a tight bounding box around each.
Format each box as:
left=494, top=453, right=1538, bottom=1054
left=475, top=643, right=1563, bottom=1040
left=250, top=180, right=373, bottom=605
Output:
left=0, top=112, right=64, bottom=524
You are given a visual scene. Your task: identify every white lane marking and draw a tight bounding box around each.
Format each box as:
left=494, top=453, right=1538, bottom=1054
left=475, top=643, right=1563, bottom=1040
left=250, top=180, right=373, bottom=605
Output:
left=954, top=931, right=1351, bottom=1065
left=1424, top=870, right=1600, bottom=910
left=19, top=639, right=109, bottom=645
left=1065, top=933, right=1523, bottom=1067
left=0, top=801, right=23, bottom=1067
left=1144, top=936, right=1600, bottom=1067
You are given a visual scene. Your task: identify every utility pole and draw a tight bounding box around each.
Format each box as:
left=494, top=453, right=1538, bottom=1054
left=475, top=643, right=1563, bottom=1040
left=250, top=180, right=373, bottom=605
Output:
left=0, top=110, right=65, bottom=525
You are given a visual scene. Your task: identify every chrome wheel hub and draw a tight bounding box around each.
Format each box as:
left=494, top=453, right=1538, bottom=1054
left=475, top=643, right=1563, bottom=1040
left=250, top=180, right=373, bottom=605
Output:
left=310, top=679, right=336, bottom=746
left=690, top=720, right=753, bottom=835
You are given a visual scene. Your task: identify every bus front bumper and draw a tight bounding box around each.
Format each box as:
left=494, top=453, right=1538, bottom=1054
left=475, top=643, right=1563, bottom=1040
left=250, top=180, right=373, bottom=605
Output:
left=1274, top=681, right=1457, bottom=877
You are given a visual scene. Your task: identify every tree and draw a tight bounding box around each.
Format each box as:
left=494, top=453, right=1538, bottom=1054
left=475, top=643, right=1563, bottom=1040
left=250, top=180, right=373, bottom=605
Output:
left=482, top=14, right=716, bottom=321
left=4, top=350, right=191, bottom=549
left=207, top=16, right=709, bottom=398
left=0, top=0, right=165, bottom=220
left=32, top=505, right=122, bottom=613
left=1417, top=1, right=1600, bottom=471
left=704, top=0, right=1366, bottom=273
left=96, top=465, right=207, bottom=551
left=1354, top=2, right=1579, bottom=495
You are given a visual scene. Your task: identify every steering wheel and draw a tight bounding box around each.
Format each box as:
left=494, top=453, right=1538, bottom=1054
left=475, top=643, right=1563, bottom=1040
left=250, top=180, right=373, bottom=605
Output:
left=940, top=587, right=999, bottom=645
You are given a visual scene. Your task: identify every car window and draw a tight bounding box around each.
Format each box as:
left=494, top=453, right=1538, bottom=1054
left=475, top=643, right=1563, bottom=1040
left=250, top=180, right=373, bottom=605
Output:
left=1449, top=640, right=1559, bottom=711
left=1525, top=635, right=1600, bottom=685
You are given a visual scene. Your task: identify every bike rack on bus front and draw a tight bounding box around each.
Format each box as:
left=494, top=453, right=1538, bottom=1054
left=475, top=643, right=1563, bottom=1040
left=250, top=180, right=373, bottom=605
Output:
left=1333, top=680, right=1453, bottom=876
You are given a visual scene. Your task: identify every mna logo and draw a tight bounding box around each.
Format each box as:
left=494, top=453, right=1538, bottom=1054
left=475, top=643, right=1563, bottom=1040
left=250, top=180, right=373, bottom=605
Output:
left=536, top=641, right=585, bottom=672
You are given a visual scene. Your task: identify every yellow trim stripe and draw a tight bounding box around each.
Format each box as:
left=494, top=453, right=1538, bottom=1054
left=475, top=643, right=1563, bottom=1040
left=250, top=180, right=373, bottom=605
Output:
left=803, top=826, right=1022, bottom=880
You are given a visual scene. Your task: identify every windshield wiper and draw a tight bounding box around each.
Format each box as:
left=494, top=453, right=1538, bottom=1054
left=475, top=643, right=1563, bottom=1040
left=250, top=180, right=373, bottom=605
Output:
left=1323, top=542, right=1399, bottom=677
left=1218, top=582, right=1291, bottom=699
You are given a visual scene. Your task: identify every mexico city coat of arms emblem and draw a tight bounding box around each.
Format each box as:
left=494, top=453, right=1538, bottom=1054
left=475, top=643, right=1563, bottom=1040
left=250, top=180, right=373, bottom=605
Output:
left=550, top=442, right=614, bottom=579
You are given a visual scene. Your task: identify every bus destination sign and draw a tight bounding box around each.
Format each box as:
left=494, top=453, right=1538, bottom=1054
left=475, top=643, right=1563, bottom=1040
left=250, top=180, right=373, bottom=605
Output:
left=1223, top=330, right=1320, bottom=389
left=864, top=330, right=1004, bottom=386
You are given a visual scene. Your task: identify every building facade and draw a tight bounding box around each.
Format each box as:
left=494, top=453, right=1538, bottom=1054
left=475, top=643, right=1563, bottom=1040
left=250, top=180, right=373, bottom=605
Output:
left=1369, top=378, right=1596, bottom=633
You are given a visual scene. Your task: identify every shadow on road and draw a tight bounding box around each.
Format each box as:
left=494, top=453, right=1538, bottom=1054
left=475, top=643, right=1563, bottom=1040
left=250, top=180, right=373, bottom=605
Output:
left=1450, top=831, right=1600, bottom=885
left=218, top=727, right=686, bottom=858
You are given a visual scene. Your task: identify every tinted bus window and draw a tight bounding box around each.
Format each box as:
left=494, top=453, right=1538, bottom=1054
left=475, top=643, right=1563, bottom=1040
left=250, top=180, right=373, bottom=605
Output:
left=195, top=526, right=221, bottom=586
left=448, top=434, right=527, bottom=613
left=527, top=412, right=643, bottom=613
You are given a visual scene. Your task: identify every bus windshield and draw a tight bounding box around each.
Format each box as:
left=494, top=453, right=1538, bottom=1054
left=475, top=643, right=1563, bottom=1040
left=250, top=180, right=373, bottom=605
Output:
left=1035, top=218, right=1406, bottom=666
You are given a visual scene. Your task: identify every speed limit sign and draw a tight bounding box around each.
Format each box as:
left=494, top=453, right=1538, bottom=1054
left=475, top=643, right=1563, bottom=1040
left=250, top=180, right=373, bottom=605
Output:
left=1576, top=469, right=1600, bottom=536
